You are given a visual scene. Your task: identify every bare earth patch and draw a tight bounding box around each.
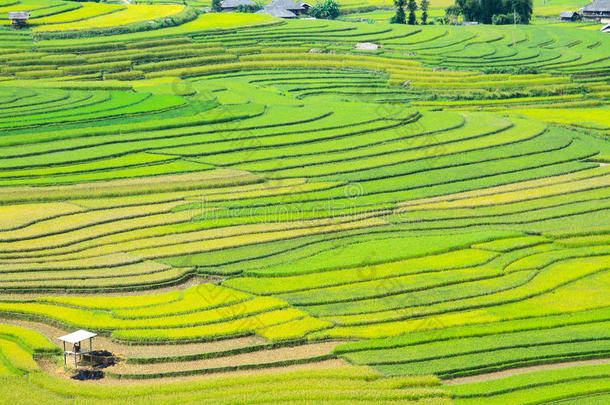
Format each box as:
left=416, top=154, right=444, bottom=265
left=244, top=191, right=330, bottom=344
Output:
left=443, top=358, right=610, bottom=385
left=0, top=276, right=217, bottom=300
left=355, top=43, right=381, bottom=50
left=39, top=358, right=350, bottom=385
left=0, top=169, right=262, bottom=204
left=110, top=341, right=344, bottom=376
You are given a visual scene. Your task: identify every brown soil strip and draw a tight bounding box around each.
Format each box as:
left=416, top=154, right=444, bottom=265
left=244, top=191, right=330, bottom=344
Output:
left=0, top=276, right=217, bottom=300
left=0, top=169, right=257, bottom=194
left=443, top=358, right=610, bottom=385
left=1, top=318, right=266, bottom=358
left=398, top=170, right=605, bottom=208
left=0, top=170, right=262, bottom=204
left=38, top=358, right=350, bottom=385
left=110, top=341, right=343, bottom=375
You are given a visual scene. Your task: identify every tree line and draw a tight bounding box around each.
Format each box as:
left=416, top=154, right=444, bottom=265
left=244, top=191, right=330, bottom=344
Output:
left=391, top=0, right=429, bottom=24
left=447, top=0, right=532, bottom=24
left=392, top=0, right=532, bottom=25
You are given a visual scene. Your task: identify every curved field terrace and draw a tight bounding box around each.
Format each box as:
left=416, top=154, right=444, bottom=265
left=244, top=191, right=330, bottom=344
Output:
left=0, top=2, right=608, bottom=404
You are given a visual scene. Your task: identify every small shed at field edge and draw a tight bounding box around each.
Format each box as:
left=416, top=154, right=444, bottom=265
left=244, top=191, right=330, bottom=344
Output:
left=220, top=0, right=256, bottom=11
left=8, top=11, right=30, bottom=26
left=58, top=330, right=97, bottom=368
left=560, top=11, right=581, bottom=21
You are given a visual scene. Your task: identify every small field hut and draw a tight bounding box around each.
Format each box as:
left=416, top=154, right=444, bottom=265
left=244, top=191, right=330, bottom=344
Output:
left=8, top=11, right=29, bottom=26
left=560, top=11, right=581, bottom=21
left=220, top=0, right=257, bottom=12
left=58, top=330, right=97, bottom=368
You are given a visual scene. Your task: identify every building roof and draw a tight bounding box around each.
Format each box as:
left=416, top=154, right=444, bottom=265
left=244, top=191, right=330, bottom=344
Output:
left=583, top=0, right=610, bottom=12
left=8, top=11, right=30, bottom=19
left=221, top=0, right=256, bottom=8
left=58, top=330, right=97, bottom=344
left=258, top=4, right=297, bottom=17
left=560, top=11, right=578, bottom=17
left=268, top=0, right=305, bottom=11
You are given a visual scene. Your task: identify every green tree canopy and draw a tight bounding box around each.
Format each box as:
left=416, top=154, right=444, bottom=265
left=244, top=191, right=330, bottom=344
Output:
left=391, top=0, right=407, bottom=23
left=407, top=0, right=417, bottom=24
left=420, top=0, right=430, bottom=24
left=308, top=0, right=341, bottom=19
left=450, top=0, right=533, bottom=24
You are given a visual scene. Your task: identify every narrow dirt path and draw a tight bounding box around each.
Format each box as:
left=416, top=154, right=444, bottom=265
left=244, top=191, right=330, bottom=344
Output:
left=0, top=276, right=213, bottom=300
left=38, top=358, right=350, bottom=385
left=443, top=358, right=610, bottom=385
left=1, top=318, right=266, bottom=358
left=110, top=341, right=343, bottom=375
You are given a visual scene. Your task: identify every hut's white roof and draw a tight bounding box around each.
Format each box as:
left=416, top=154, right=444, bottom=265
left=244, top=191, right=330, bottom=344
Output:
left=58, top=330, right=97, bottom=344
left=258, top=5, right=297, bottom=17
left=268, top=0, right=305, bottom=11
left=8, top=11, right=30, bottom=19
left=221, top=0, right=256, bottom=8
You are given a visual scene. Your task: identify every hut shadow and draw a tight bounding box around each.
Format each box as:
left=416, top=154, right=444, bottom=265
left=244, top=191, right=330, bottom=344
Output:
left=70, top=350, right=117, bottom=381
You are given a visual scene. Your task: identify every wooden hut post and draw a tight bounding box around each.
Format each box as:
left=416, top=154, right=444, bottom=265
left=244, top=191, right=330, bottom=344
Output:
left=58, top=330, right=97, bottom=370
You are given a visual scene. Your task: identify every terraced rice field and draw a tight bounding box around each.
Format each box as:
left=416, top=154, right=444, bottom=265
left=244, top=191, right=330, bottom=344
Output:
left=0, top=3, right=608, bottom=404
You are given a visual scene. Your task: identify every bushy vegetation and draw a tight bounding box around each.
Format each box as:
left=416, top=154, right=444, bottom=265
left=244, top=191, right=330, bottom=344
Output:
left=448, top=0, right=533, bottom=24
left=308, top=0, right=341, bottom=19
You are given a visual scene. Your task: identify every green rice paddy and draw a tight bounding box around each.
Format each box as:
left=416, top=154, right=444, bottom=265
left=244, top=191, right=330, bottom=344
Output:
left=0, top=2, right=608, bottom=403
